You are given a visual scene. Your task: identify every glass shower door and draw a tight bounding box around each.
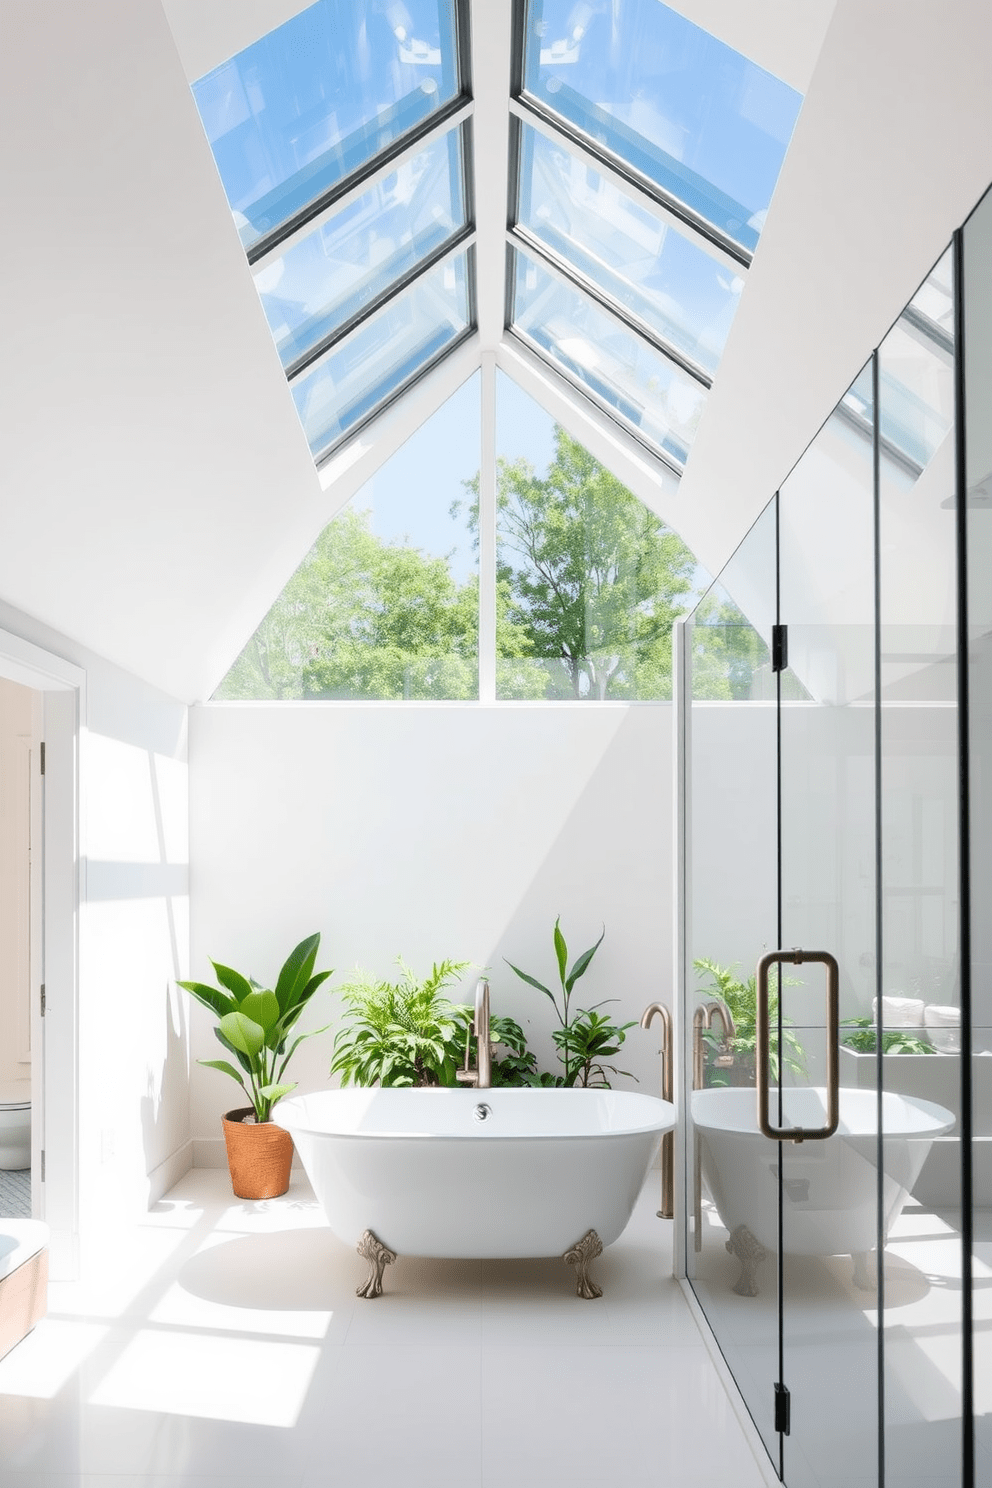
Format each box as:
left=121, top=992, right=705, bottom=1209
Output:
left=684, top=503, right=782, bottom=1465
left=774, top=371, right=880, bottom=1488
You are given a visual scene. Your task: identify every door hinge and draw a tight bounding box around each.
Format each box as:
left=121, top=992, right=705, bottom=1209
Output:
left=40, top=1150, right=45, bottom=1183
left=771, top=624, right=788, bottom=673
left=774, top=1383, right=791, bottom=1435
left=39, top=741, right=45, bottom=775
left=40, top=983, right=46, bottom=1017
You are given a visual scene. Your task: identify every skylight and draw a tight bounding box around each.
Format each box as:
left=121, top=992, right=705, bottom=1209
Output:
left=508, top=0, right=802, bottom=471
left=189, top=0, right=804, bottom=480
left=191, top=0, right=474, bottom=464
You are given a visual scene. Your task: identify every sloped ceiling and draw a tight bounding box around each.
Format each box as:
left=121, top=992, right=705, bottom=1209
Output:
left=1, top=0, right=990, bottom=703
left=0, top=0, right=328, bottom=703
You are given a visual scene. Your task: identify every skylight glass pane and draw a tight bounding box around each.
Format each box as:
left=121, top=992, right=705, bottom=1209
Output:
left=193, top=0, right=462, bottom=248
left=516, top=123, right=741, bottom=374
left=258, top=125, right=467, bottom=370
left=292, top=251, right=471, bottom=459
left=215, top=374, right=481, bottom=701
left=521, top=0, right=801, bottom=252
left=511, top=249, right=707, bottom=466
left=493, top=371, right=698, bottom=700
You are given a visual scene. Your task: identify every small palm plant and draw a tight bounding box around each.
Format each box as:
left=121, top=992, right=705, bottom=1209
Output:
left=178, top=933, right=334, bottom=1122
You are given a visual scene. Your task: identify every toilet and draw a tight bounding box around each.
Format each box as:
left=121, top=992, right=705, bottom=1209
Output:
left=0, top=1080, right=31, bottom=1170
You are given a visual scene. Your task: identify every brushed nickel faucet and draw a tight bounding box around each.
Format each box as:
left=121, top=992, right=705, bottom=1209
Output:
left=456, top=977, right=492, bottom=1089
left=640, top=1001, right=673, bottom=1218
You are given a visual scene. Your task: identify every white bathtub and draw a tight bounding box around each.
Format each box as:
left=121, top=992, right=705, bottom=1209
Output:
left=692, top=1086, right=955, bottom=1262
left=275, top=1087, right=676, bottom=1258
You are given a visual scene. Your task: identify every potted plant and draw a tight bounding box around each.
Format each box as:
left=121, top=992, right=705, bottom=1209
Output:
left=178, top=932, right=333, bottom=1198
left=506, top=918, right=635, bottom=1087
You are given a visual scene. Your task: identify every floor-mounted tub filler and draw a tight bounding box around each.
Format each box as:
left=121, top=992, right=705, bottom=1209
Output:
left=275, top=1087, right=677, bottom=1298
left=691, top=1086, right=955, bottom=1296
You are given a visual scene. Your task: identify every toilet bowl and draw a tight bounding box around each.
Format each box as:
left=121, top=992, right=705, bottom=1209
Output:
left=0, top=1080, right=31, bottom=1170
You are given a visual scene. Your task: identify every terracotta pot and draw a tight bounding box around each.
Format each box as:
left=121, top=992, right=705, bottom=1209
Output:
left=221, top=1107, right=294, bottom=1199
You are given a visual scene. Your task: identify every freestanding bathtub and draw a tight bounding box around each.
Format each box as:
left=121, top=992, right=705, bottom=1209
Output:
left=275, top=1087, right=676, bottom=1296
left=692, top=1086, right=955, bottom=1293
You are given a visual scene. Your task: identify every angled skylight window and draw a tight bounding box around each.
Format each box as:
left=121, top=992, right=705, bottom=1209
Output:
left=514, top=120, right=742, bottom=376
left=518, top=0, right=801, bottom=256
left=193, top=0, right=465, bottom=250
left=190, top=0, right=476, bottom=467
left=292, top=249, right=473, bottom=460
left=512, top=248, right=707, bottom=467
left=256, top=125, right=469, bottom=373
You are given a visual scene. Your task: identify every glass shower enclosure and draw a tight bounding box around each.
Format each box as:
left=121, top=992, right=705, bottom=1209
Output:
left=676, top=182, right=991, bottom=1488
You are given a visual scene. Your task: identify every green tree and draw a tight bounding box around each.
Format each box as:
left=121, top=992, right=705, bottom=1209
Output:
left=216, top=507, right=480, bottom=701
left=460, top=427, right=697, bottom=700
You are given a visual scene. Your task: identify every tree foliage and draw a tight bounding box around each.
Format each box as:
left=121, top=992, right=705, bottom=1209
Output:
left=460, top=426, right=697, bottom=700
left=217, top=424, right=732, bottom=703
left=217, top=507, right=481, bottom=701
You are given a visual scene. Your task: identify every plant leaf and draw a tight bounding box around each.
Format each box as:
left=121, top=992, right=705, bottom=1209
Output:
left=565, top=926, right=605, bottom=992
left=504, top=960, right=554, bottom=1000
left=198, top=1058, right=248, bottom=1087
left=259, top=1081, right=296, bottom=1102
left=553, top=917, right=568, bottom=987
left=274, top=934, right=321, bottom=1013
left=219, top=1010, right=265, bottom=1059
left=211, top=962, right=257, bottom=1004
left=239, top=989, right=280, bottom=1036
left=176, top=980, right=237, bottom=1020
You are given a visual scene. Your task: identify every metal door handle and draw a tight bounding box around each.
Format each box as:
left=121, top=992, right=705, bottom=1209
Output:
left=756, top=949, right=839, bottom=1143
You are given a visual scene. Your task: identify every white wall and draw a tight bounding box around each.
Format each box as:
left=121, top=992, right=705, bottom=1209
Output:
left=188, top=703, right=673, bottom=1159
left=0, top=599, right=191, bottom=1240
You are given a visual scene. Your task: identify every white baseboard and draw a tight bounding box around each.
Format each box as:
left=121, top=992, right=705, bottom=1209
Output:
left=192, top=1137, right=227, bottom=1169
left=145, top=1140, right=194, bottom=1206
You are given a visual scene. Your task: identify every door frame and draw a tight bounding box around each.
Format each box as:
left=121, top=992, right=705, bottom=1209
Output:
left=0, top=626, right=84, bottom=1278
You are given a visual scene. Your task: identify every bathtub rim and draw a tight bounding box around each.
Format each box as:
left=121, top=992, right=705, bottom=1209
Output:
left=0, top=1220, right=49, bottom=1282
left=690, top=1084, right=956, bottom=1139
left=274, top=1086, right=677, bottom=1142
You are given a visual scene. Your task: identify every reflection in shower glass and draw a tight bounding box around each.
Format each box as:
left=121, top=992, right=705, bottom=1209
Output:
left=515, top=123, right=741, bottom=374
left=878, top=248, right=963, bottom=1488
left=520, top=0, right=802, bottom=253
left=964, top=183, right=992, bottom=1478
left=192, top=0, right=462, bottom=247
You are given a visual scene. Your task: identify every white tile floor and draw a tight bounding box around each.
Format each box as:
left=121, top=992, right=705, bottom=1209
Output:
left=0, top=1168, right=771, bottom=1488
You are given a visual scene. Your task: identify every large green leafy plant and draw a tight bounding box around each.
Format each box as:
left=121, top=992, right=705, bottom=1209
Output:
left=179, top=933, right=333, bottom=1123
left=506, top=918, right=634, bottom=1087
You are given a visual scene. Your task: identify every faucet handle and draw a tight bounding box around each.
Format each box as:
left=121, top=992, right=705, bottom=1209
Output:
left=455, top=1067, right=479, bottom=1087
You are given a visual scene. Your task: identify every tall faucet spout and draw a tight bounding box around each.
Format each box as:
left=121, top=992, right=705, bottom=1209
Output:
left=474, top=978, right=492, bottom=1089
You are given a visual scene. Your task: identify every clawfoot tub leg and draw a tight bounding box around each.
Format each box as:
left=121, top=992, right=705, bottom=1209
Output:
left=852, top=1251, right=877, bottom=1291
left=564, top=1229, right=604, bottom=1299
left=726, top=1225, right=767, bottom=1297
left=356, top=1230, right=396, bottom=1298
